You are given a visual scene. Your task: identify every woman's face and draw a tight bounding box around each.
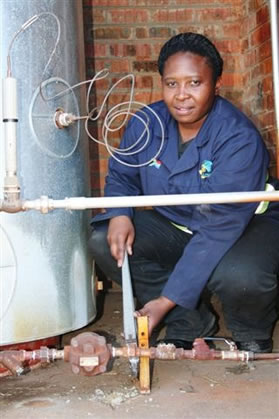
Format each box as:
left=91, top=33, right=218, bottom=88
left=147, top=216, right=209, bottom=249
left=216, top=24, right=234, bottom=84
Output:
left=161, top=52, right=221, bottom=132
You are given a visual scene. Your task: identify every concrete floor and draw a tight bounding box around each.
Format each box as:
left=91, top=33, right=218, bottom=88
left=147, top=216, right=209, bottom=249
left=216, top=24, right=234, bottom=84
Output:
left=1, top=290, right=279, bottom=419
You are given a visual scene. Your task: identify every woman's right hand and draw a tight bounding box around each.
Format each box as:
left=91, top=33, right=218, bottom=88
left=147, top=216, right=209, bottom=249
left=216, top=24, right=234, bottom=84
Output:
left=107, top=215, right=135, bottom=267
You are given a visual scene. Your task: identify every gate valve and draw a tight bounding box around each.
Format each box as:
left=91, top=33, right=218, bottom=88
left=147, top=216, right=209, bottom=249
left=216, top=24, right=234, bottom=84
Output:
left=64, top=332, right=111, bottom=376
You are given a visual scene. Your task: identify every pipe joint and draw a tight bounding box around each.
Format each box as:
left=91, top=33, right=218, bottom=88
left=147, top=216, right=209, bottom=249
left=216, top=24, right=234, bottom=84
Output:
left=22, top=195, right=53, bottom=213
left=0, top=189, right=23, bottom=213
left=0, top=352, right=25, bottom=376
left=54, top=108, right=76, bottom=129
left=4, top=174, right=20, bottom=195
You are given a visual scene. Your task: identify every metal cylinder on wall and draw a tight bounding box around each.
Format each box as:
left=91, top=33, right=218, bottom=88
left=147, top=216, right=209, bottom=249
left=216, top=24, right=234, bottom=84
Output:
left=0, top=0, right=96, bottom=345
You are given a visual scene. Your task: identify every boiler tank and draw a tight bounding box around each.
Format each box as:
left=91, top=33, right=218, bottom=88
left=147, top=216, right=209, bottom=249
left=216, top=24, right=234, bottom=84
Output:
left=0, top=0, right=96, bottom=344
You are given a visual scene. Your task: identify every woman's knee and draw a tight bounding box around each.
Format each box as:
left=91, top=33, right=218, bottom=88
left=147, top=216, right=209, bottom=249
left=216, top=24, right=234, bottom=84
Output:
left=209, top=258, right=278, bottom=303
left=88, top=225, right=109, bottom=258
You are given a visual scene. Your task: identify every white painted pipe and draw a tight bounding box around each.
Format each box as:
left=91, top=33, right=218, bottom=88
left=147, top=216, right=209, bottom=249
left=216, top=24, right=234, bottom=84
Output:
left=2, top=76, right=20, bottom=196
left=21, top=191, right=279, bottom=213
left=2, top=77, right=18, bottom=177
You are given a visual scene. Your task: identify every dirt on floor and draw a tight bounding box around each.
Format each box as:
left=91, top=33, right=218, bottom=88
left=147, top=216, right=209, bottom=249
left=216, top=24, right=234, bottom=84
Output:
left=0, top=290, right=279, bottom=419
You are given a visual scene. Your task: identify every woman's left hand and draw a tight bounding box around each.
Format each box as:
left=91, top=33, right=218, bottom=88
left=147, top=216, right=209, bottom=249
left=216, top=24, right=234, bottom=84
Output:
left=134, top=296, right=176, bottom=336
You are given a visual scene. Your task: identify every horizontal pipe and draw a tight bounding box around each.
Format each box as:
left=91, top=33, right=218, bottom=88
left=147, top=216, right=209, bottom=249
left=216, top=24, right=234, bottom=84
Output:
left=19, top=191, right=279, bottom=213
left=111, top=346, right=279, bottom=361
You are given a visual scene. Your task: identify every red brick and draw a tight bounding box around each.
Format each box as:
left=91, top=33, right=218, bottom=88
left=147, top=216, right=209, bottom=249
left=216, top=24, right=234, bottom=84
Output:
left=96, top=158, right=109, bottom=174
left=110, top=44, right=134, bottom=57
left=216, top=39, right=248, bottom=53
left=111, top=75, right=133, bottom=89
left=257, top=110, right=275, bottom=127
left=251, top=64, right=261, bottom=80
left=111, top=59, right=130, bottom=73
left=244, top=83, right=258, bottom=101
left=134, top=90, right=162, bottom=104
left=175, top=0, right=213, bottom=3
left=263, top=94, right=275, bottom=111
left=262, top=128, right=278, bottom=147
left=105, top=92, right=132, bottom=106
left=244, top=15, right=257, bottom=33
left=256, top=4, right=269, bottom=24
left=262, top=76, right=273, bottom=93
left=152, top=42, right=167, bottom=57
left=83, top=0, right=277, bottom=192
left=259, top=40, right=272, bottom=61
left=244, top=49, right=259, bottom=67
left=136, top=74, right=162, bottom=90
left=221, top=72, right=246, bottom=87
left=260, top=57, right=273, bottom=74
left=221, top=22, right=244, bottom=38
left=90, top=158, right=100, bottom=173
left=201, top=25, right=222, bottom=39
left=135, top=44, right=152, bottom=60
left=92, top=0, right=129, bottom=5
left=149, top=27, right=173, bottom=38
left=132, top=0, right=169, bottom=5
left=135, top=75, right=154, bottom=89
left=223, top=55, right=245, bottom=72
left=177, top=0, right=243, bottom=3
left=248, top=0, right=267, bottom=13
left=94, top=27, right=131, bottom=39
left=250, top=21, right=271, bottom=46
left=152, top=9, right=193, bottom=23
left=93, top=77, right=110, bottom=91
left=215, top=0, right=243, bottom=3
left=91, top=8, right=106, bottom=23
left=91, top=173, right=101, bottom=190
left=86, top=43, right=107, bottom=58
left=133, top=61, right=158, bottom=73
left=136, top=27, right=149, bottom=39
left=195, top=7, right=244, bottom=23
left=221, top=89, right=243, bottom=105
left=109, top=9, right=149, bottom=24
left=94, top=60, right=110, bottom=72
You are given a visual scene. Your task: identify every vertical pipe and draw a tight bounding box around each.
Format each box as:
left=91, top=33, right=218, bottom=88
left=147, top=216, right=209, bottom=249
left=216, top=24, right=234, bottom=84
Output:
left=270, top=0, right=279, bottom=176
left=2, top=76, right=20, bottom=198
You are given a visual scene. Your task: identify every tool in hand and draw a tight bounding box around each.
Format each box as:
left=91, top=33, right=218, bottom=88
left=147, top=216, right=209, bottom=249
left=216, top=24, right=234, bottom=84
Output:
left=121, top=250, right=139, bottom=377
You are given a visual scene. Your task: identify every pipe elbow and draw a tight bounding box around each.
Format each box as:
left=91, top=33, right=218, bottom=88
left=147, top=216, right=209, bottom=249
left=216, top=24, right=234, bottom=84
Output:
left=0, top=352, right=25, bottom=376
left=0, top=197, right=24, bottom=213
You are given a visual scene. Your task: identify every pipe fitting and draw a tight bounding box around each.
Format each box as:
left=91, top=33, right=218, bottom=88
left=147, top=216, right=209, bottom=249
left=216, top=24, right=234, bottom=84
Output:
left=0, top=197, right=23, bottom=213
left=0, top=352, right=25, bottom=376
left=22, top=195, right=53, bottom=213
left=54, top=108, right=76, bottom=129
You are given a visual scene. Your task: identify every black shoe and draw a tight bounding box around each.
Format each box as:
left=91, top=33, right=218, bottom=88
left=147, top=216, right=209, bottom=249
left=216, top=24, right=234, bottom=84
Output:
left=156, top=338, right=193, bottom=350
left=235, top=339, right=273, bottom=353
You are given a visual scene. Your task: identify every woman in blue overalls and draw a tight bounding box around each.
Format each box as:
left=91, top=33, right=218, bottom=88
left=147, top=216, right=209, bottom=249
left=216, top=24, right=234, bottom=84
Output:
left=89, top=32, right=279, bottom=353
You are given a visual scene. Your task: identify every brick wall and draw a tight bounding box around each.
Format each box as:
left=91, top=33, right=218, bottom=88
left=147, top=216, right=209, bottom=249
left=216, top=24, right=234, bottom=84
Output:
left=83, top=0, right=277, bottom=196
left=242, top=0, right=277, bottom=175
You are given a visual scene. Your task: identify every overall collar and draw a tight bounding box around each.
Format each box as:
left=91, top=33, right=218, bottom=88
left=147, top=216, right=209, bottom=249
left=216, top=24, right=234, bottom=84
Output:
left=155, top=98, right=218, bottom=174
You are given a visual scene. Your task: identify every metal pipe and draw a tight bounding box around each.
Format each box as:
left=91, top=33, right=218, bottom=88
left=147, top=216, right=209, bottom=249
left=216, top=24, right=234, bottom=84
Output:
left=0, top=190, right=278, bottom=213
left=2, top=77, right=21, bottom=200
left=270, top=0, right=279, bottom=176
left=0, top=347, right=65, bottom=376
left=19, top=190, right=279, bottom=213
left=1, top=340, right=278, bottom=377
left=111, top=345, right=279, bottom=361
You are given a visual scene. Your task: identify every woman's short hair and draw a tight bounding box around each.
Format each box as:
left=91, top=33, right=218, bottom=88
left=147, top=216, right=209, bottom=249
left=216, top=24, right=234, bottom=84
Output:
left=158, top=32, right=223, bottom=82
